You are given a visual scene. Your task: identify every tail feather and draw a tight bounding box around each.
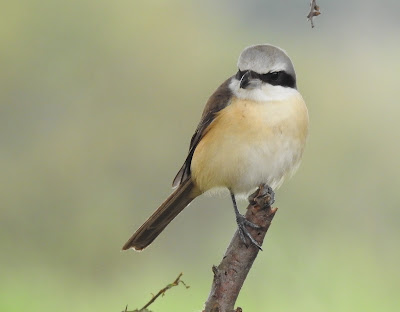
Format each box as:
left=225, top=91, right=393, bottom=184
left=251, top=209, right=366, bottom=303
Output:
left=122, top=178, right=199, bottom=251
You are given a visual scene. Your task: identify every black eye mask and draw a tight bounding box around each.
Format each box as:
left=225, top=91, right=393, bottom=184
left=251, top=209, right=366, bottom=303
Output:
left=236, top=69, right=296, bottom=89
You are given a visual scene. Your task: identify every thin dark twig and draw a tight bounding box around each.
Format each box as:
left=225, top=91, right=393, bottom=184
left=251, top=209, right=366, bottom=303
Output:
left=307, top=0, right=321, bottom=28
left=124, top=273, right=189, bottom=312
left=141, top=272, right=189, bottom=311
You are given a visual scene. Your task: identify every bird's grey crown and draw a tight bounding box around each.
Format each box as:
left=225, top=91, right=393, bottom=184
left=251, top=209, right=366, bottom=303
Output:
left=237, top=44, right=296, bottom=78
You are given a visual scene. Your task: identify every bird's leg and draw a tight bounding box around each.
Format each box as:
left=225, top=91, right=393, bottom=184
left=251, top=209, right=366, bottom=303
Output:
left=230, top=191, right=262, bottom=250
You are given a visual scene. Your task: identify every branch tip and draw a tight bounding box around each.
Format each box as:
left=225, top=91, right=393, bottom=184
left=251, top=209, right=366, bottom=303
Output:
left=212, top=265, right=219, bottom=276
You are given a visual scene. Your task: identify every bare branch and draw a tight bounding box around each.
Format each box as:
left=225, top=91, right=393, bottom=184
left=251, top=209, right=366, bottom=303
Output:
left=203, top=185, right=277, bottom=312
left=307, top=0, right=321, bottom=28
left=124, top=273, right=189, bottom=312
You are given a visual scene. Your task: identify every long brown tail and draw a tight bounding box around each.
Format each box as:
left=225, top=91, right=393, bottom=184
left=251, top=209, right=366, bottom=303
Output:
left=122, top=178, right=200, bottom=251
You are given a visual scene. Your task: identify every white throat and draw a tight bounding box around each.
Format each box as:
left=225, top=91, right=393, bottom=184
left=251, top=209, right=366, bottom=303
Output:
left=229, top=78, right=299, bottom=102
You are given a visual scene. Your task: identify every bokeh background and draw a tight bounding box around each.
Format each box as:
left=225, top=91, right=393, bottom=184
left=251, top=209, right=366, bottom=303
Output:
left=1, top=1, right=400, bottom=311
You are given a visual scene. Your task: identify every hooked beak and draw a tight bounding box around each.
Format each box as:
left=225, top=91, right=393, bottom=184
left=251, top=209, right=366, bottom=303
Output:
left=239, top=70, right=252, bottom=89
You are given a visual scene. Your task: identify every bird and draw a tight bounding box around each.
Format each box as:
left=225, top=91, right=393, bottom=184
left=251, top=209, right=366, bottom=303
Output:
left=122, top=44, right=309, bottom=251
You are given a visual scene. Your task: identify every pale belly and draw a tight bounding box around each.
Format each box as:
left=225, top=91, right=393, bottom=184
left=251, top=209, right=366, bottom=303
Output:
left=190, top=95, right=308, bottom=195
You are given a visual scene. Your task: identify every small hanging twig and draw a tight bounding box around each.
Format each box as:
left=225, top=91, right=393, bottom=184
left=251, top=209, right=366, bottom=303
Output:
left=307, top=0, right=321, bottom=28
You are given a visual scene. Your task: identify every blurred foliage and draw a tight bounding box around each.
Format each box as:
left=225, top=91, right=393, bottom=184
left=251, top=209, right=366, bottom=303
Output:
left=1, top=1, right=399, bottom=311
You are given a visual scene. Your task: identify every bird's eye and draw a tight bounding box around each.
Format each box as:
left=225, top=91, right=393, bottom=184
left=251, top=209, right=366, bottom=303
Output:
left=270, top=72, right=280, bottom=81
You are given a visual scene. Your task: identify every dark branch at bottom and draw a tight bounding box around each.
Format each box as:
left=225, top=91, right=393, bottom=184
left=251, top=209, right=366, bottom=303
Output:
left=203, top=184, right=277, bottom=312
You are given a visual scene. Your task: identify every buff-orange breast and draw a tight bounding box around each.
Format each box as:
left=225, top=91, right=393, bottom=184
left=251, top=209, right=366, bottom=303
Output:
left=190, top=93, right=308, bottom=195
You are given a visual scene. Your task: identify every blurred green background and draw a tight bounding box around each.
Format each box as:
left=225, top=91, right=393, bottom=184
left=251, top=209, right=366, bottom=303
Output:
left=1, top=1, right=399, bottom=311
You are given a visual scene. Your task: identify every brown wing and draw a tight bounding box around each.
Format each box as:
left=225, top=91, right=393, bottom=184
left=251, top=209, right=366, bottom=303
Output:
left=172, top=77, right=234, bottom=187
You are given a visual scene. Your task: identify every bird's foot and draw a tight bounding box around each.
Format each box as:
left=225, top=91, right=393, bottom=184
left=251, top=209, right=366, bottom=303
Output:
left=248, top=184, right=275, bottom=208
left=236, top=213, right=263, bottom=250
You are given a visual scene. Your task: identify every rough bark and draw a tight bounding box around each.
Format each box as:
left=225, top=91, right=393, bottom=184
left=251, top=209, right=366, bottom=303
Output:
left=203, top=185, right=277, bottom=312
